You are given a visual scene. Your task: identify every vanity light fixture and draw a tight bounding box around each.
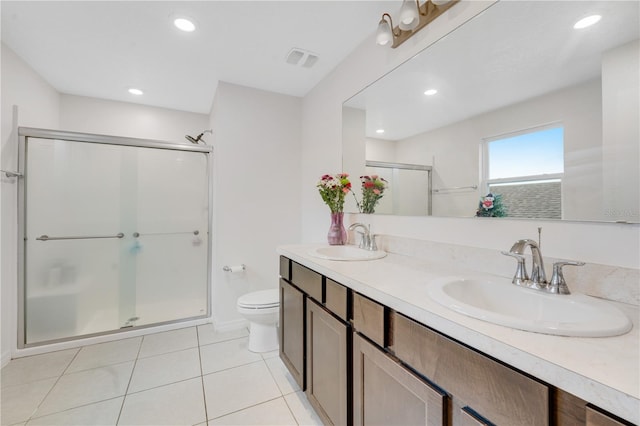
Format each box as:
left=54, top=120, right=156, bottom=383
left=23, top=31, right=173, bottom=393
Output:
left=573, top=15, right=601, bottom=29
left=424, top=88, right=438, bottom=96
left=376, top=0, right=459, bottom=48
left=128, top=88, right=143, bottom=96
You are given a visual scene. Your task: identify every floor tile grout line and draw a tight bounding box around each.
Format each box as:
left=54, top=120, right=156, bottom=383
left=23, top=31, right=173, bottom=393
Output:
left=22, top=346, right=83, bottom=423
left=206, top=395, right=286, bottom=422
left=195, top=325, right=210, bottom=425
left=262, top=358, right=304, bottom=425
left=282, top=393, right=304, bottom=426
left=26, top=395, right=124, bottom=423
left=114, top=335, right=144, bottom=425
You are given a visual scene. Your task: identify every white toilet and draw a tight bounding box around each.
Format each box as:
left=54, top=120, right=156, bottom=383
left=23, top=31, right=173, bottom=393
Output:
left=237, top=289, right=280, bottom=353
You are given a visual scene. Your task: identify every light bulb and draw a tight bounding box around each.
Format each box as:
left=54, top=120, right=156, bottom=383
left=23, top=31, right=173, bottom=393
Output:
left=399, top=0, right=419, bottom=31
left=376, top=18, right=393, bottom=46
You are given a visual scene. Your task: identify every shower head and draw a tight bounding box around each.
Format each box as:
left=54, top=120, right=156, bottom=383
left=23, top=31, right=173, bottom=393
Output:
left=186, top=129, right=212, bottom=144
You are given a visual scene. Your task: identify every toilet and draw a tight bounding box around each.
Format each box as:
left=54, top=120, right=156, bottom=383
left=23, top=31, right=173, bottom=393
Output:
left=237, top=289, right=279, bottom=352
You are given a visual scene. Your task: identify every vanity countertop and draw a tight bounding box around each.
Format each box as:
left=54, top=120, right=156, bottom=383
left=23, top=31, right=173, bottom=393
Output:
left=277, top=244, right=640, bottom=424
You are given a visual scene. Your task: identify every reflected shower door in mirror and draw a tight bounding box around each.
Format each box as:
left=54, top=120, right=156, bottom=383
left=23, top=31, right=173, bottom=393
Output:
left=342, top=1, right=639, bottom=222
left=21, top=132, right=210, bottom=346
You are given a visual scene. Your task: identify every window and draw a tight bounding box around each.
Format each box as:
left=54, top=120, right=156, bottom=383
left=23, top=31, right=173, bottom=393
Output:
left=482, top=125, right=564, bottom=219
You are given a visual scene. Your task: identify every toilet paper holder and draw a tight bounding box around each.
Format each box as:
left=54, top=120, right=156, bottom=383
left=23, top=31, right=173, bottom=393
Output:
left=223, top=264, right=246, bottom=272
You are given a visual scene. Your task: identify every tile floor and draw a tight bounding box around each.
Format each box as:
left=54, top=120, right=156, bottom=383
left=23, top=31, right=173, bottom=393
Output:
left=0, top=325, right=323, bottom=425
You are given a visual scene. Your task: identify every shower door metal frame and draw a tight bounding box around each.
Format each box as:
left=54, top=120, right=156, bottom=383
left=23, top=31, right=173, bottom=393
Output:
left=16, top=127, right=214, bottom=349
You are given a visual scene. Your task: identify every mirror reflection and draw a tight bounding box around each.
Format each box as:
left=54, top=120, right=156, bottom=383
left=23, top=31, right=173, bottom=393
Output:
left=342, top=1, right=639, bottom=223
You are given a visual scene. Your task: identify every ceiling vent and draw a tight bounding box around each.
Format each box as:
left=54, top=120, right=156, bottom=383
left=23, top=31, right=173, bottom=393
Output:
left=285, top=48, right=319, bottom=68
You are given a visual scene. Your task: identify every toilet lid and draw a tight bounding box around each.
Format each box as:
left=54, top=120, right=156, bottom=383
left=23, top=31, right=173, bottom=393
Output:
left=237, top=289, right=279, bottom=308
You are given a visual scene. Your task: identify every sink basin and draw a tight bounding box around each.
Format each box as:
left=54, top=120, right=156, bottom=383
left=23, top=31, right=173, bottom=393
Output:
left=308, top=245, right=387, bottom=261
left=427, top=277, right=632, bottom=337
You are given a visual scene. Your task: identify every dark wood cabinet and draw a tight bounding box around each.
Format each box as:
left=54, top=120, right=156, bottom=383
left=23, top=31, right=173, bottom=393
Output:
left=306, top=299, right=349, bottom=426
left=278, top=256, right=635, bottom=426
left=353, top=333, right=447, bottom=426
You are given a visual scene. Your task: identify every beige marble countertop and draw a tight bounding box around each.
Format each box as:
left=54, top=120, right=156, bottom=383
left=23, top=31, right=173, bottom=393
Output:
left=277, top=244, right=640, bottom=424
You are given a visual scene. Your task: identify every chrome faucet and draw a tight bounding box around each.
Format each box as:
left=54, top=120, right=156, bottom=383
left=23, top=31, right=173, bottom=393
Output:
left=348, top=223, right=378, bottom=251
left=503, top=239, right=547, bottom=289
left=502, top=239, right=585, bottom=294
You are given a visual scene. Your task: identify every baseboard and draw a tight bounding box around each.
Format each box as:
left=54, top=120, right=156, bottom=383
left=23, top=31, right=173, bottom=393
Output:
left=213, top=317, right=249, bottom=333
left=1, top=348, right=11, bottom=368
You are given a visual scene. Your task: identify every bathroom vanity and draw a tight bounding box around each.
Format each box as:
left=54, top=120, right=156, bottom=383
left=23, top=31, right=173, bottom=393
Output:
left=277, top=244, right=638, bottom=426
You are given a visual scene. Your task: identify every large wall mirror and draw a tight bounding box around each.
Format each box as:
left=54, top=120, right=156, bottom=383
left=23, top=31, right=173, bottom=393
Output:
left=342, top=1, right=639, bottom=223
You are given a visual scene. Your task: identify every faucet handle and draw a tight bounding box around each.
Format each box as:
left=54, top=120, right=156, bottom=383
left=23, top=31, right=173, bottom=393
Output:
left=501, top=251, right=529, bottom=286
left=547, top=260, right=585, bottom=295
left=369, top=234, right=378, bottom=251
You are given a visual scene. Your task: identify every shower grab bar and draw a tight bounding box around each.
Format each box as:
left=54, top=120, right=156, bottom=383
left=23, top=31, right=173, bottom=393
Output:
left=132, top=230, right=200, bottom=238
left=1, top=169, right=23, bottom=178
left=36, top=232, right=125, bottom=241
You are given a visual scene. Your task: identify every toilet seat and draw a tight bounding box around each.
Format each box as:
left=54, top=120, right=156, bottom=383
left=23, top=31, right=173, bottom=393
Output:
left=237, top=289, right=279, bottom=309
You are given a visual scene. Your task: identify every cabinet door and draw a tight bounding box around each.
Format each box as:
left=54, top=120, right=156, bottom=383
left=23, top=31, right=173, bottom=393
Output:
left=586, top=406, right=632, bottom=426
left=306, top=299, right=349, bottom=426
left=353, top=333, right=447, bottom=426
left=279, top=278, right=305, bottom=389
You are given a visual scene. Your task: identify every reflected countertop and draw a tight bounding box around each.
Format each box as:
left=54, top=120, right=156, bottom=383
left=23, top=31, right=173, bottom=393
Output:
left=277, top=243, right=640, bottom=424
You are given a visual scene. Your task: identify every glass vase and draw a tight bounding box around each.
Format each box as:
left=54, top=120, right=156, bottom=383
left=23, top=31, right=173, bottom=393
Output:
left=327, top=212, right=347, bottom=245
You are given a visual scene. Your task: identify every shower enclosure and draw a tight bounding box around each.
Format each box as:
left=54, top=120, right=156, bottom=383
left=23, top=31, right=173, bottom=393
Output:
left=17, top=128, right=212, bottom=347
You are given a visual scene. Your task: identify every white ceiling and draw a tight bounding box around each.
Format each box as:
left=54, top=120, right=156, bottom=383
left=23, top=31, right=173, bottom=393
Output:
left=344, top=0, right=640, bottom=141
left=1, top=0, right=398, bottom=114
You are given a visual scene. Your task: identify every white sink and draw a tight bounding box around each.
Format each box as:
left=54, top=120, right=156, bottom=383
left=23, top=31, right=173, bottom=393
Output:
left=427, top=277, right=632, bottom=337
left=308, top=245, right=387, bottom=261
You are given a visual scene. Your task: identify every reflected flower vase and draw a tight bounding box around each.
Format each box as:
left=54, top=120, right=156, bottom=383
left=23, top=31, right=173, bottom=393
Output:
left=327, top=212, right=348, bottom=245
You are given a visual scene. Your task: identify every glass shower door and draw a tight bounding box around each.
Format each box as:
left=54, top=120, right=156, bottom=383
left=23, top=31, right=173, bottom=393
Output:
left=128, top=147, right=209, bottom=327
left=22, top=134, right=210, bottom=345
left=24, top=138, right=128, bottom=343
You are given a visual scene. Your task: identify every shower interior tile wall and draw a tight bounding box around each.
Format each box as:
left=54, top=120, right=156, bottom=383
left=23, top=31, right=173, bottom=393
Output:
left=0, top=325, right=322, bottom=426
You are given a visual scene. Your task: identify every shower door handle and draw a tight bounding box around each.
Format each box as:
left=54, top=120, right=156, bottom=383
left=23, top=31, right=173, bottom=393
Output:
left=36, top=232, right=125, bottom=241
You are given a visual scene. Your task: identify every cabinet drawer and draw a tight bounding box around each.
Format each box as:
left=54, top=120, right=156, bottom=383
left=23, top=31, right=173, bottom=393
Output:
left=279, top=256, right=290, bottom=280
left=352, top=292, right=385, bottom=347
left=391, top=312, right=549, bottom=426
left=291, top=262, right=322, bottom=301
left=325, top=279, right=348, bottom=321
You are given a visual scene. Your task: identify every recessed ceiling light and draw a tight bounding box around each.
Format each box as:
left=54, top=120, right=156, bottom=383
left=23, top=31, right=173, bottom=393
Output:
left=174, top=17, right=196, bottom=32
left=128, top=88, right=143, bottom=96
left=573, top=15, right=601, bottom=29
left=424, top=89, right=438, bottom=96
left=376, top=129, right=385, bottom=134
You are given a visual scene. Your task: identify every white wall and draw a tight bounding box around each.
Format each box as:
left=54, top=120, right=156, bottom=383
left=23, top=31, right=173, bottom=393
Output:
left=209, top=82, right=301, bottom=329
left=60, top=94, right=209, bottom=143
left=1, top=44, right=62, bottom=366
left=300, top=1, right=639, bottom=270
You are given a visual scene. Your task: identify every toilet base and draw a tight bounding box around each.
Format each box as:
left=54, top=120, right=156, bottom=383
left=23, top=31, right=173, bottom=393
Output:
left=248, top=321, right=279, bottom=353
